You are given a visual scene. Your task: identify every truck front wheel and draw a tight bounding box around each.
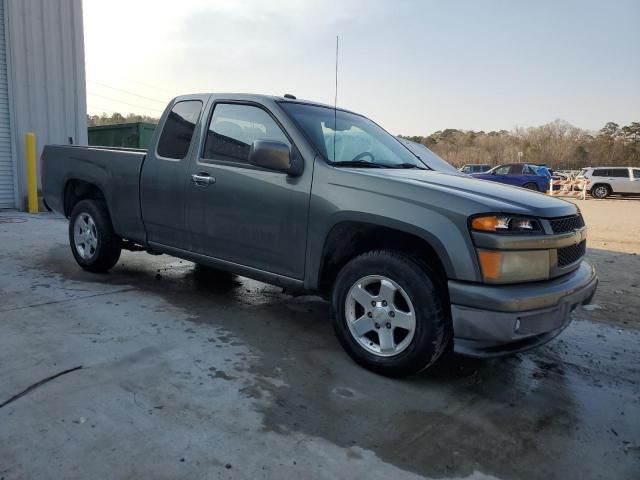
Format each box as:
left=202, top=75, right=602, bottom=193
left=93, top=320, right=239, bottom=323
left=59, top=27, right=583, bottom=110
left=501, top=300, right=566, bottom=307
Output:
left=331, top=250, right=451, bottom=377
left=69, top=199, right=122, bottom=273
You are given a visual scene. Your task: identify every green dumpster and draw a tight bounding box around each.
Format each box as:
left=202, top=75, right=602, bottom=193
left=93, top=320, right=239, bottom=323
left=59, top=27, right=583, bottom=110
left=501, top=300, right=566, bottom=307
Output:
left=88, top=122, right=156, bottom=149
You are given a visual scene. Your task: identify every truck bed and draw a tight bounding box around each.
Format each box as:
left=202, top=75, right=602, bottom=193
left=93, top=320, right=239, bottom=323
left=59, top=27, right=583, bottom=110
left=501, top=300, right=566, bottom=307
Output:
left=42, top=145, right=148, bottom=243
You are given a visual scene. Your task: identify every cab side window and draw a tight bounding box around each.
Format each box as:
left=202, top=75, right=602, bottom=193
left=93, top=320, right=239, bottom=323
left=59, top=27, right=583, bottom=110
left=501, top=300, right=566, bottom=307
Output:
left=157, top=101, right=203, bottom=160
left=592, top=169, right=608, bottom=177
left=494, top=165, right=510, bottom=175
left=202, top=103, right=290, bottom=164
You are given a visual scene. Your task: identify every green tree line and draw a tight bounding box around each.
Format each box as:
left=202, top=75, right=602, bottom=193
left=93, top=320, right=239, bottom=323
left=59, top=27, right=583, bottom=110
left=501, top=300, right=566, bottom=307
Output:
left=88, top=113, right=639, bottom=170
left=402, top=120, right=640, bottom=170
left=87, top=112, right=159, bottom=127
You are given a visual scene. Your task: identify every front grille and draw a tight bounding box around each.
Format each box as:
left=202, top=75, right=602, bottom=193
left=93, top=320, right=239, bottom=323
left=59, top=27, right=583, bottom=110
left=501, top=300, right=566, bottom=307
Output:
left=557, top=240, right=586, bottom=267
left=549, top=214, right=585, bottom=234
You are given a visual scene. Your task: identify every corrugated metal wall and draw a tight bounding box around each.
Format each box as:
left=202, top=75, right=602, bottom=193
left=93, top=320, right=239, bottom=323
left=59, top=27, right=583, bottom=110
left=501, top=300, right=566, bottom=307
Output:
left=0, top=1, right=16, bottom=208
left=4, top=0, right=87, bottom=209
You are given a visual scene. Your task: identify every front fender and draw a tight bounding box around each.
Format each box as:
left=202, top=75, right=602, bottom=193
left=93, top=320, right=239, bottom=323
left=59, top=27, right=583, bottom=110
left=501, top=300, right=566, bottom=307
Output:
left=304, top=162, right=483, bottom=290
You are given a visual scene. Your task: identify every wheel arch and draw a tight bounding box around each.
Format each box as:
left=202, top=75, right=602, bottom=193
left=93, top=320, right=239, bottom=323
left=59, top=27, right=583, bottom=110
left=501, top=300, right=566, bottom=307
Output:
left=315, top=220, right=453, bottom=295
left=64, top=179, right=108, bottom=218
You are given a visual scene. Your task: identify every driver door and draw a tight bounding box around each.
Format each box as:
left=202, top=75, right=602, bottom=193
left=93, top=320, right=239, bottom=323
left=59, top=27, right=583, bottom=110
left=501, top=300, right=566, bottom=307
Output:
left=184, top=102, right=312, bottom=279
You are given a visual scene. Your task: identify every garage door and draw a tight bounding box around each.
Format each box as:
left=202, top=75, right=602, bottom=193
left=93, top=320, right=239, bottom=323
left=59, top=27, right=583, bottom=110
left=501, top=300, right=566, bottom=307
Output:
left=0, top=2, right=15, bottom=209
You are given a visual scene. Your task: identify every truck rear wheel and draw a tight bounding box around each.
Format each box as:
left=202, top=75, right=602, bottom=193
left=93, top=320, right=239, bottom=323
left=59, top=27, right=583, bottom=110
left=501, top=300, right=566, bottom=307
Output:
left=331, top=250, right=451, bottom=377
left=69, top=199, right=122, bottom=273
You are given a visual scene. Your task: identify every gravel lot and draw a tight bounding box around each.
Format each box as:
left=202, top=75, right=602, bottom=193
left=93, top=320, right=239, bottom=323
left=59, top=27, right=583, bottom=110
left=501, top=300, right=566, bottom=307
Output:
left=0, top=204, right=638, bottom=479
left=567, top=198, right=640, bottom=329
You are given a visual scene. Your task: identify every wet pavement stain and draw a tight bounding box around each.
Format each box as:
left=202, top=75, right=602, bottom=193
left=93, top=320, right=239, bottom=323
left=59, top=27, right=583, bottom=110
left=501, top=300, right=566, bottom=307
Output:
left=22, top=241, right=640, bottom=479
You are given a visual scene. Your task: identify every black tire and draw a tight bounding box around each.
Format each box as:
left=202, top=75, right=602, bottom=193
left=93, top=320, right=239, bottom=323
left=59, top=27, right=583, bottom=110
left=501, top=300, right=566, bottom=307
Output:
left=523, top=182, right=538, bottom=191
left=591, top=184, right=610, bottom=199
left=69, top=199, right=122, bottom=272
left=331, top=250, right=451, bottom=377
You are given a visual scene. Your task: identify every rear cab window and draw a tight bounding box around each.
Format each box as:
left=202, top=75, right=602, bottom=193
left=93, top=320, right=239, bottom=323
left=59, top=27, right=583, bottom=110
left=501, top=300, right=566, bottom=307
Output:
left=157, top=100, right=203, bottom=160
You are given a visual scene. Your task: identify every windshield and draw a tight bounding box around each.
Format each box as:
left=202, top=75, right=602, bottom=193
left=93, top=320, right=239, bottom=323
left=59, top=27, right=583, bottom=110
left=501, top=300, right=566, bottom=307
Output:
left=279, top=102, right=426, bottom=169
left=396, top=138, right=459, bottom=173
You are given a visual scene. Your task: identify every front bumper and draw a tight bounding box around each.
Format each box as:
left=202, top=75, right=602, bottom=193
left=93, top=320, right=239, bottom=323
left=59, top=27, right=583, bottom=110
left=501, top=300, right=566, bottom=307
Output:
left=449, top=261, right=598, bottom=357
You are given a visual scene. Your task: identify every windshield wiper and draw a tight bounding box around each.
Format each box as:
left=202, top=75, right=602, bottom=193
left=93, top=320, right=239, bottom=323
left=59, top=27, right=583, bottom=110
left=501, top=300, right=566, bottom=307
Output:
left=331, top=160, right=386, bottom=168
left=332, top=160, right=427, bottom=170
left=388, top=163, right=427, bottom=170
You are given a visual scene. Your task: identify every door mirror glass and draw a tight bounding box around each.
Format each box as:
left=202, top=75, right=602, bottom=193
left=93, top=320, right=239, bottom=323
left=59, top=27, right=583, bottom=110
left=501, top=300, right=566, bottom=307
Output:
left=249, top=140, right=302, bottom=176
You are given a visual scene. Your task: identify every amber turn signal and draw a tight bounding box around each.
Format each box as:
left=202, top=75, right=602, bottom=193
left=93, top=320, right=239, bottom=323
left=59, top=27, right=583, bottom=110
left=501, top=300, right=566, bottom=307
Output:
left=477, top=250, right=501, bottom=280
left=470, top=214, right=541, bottom=233
left=471, top=216, right=499, bottom=232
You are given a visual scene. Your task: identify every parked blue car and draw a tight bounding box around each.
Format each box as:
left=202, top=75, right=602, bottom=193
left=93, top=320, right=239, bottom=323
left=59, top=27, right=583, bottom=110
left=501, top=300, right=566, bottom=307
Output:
left=471, top=163, right=553, bottom=192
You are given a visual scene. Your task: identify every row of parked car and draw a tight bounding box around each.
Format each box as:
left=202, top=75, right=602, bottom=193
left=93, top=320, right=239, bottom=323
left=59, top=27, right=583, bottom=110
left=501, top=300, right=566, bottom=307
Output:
left=459, top=163, right=640, bottom=198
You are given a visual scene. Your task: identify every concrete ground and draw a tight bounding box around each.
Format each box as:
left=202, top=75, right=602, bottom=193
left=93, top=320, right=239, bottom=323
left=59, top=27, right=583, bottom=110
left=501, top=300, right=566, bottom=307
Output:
left=566, top=198, right=640, bottom=330
left=0, top=210, right=639, bottom=480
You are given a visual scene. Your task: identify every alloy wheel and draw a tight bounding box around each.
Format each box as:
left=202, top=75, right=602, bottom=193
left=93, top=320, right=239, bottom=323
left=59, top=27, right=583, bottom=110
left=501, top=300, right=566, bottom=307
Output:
left=73, top=212, right=98, bottom=260
left=345, top=275, right=416, bottom=357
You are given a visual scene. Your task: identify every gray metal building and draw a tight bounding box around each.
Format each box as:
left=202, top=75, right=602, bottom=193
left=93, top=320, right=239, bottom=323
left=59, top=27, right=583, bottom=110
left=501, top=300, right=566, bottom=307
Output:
left=1, top=0, right=87, bottom=210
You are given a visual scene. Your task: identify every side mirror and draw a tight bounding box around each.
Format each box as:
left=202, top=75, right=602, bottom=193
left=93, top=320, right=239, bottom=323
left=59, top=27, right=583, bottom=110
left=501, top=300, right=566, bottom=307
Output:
left=248, top=140, right=303, bottom=177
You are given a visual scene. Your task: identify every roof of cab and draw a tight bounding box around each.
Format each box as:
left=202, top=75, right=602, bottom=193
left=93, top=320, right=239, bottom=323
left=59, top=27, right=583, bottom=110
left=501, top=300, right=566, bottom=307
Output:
left=172, top=92, right=359, bottom=115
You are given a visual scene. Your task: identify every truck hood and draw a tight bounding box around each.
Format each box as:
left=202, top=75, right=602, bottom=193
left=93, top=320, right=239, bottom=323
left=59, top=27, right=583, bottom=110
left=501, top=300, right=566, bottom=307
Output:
left=351, top=168, right=577, bottom=218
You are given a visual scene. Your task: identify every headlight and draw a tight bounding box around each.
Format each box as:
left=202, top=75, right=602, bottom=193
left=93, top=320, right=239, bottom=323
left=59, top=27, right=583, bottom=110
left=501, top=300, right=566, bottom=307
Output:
left=471, top=215, right=542, bottom=233
left=477, top=249, right=550, bottom=283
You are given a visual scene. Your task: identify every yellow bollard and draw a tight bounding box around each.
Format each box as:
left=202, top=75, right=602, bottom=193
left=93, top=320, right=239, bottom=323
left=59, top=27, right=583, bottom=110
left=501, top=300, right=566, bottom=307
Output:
left=25, top=132, right=38, bottom=213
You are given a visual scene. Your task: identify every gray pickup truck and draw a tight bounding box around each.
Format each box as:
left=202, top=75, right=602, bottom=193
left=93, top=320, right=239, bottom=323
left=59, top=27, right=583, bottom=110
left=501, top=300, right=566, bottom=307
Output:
left=42, top=93, right=598, bottom=376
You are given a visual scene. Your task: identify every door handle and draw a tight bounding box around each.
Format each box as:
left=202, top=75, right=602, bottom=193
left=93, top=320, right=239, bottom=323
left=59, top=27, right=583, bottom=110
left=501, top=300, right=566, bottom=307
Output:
left=191, top=173, right=215, bottom=186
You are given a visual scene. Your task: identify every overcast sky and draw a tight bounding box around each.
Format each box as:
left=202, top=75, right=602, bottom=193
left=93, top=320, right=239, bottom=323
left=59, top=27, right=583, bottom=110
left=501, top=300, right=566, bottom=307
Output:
left=83, top=0, right=640, bottom=136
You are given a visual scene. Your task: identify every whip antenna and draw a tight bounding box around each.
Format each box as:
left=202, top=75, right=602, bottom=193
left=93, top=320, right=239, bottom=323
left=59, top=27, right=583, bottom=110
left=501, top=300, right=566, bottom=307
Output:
left=333, top=35, right=339, bottom=162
